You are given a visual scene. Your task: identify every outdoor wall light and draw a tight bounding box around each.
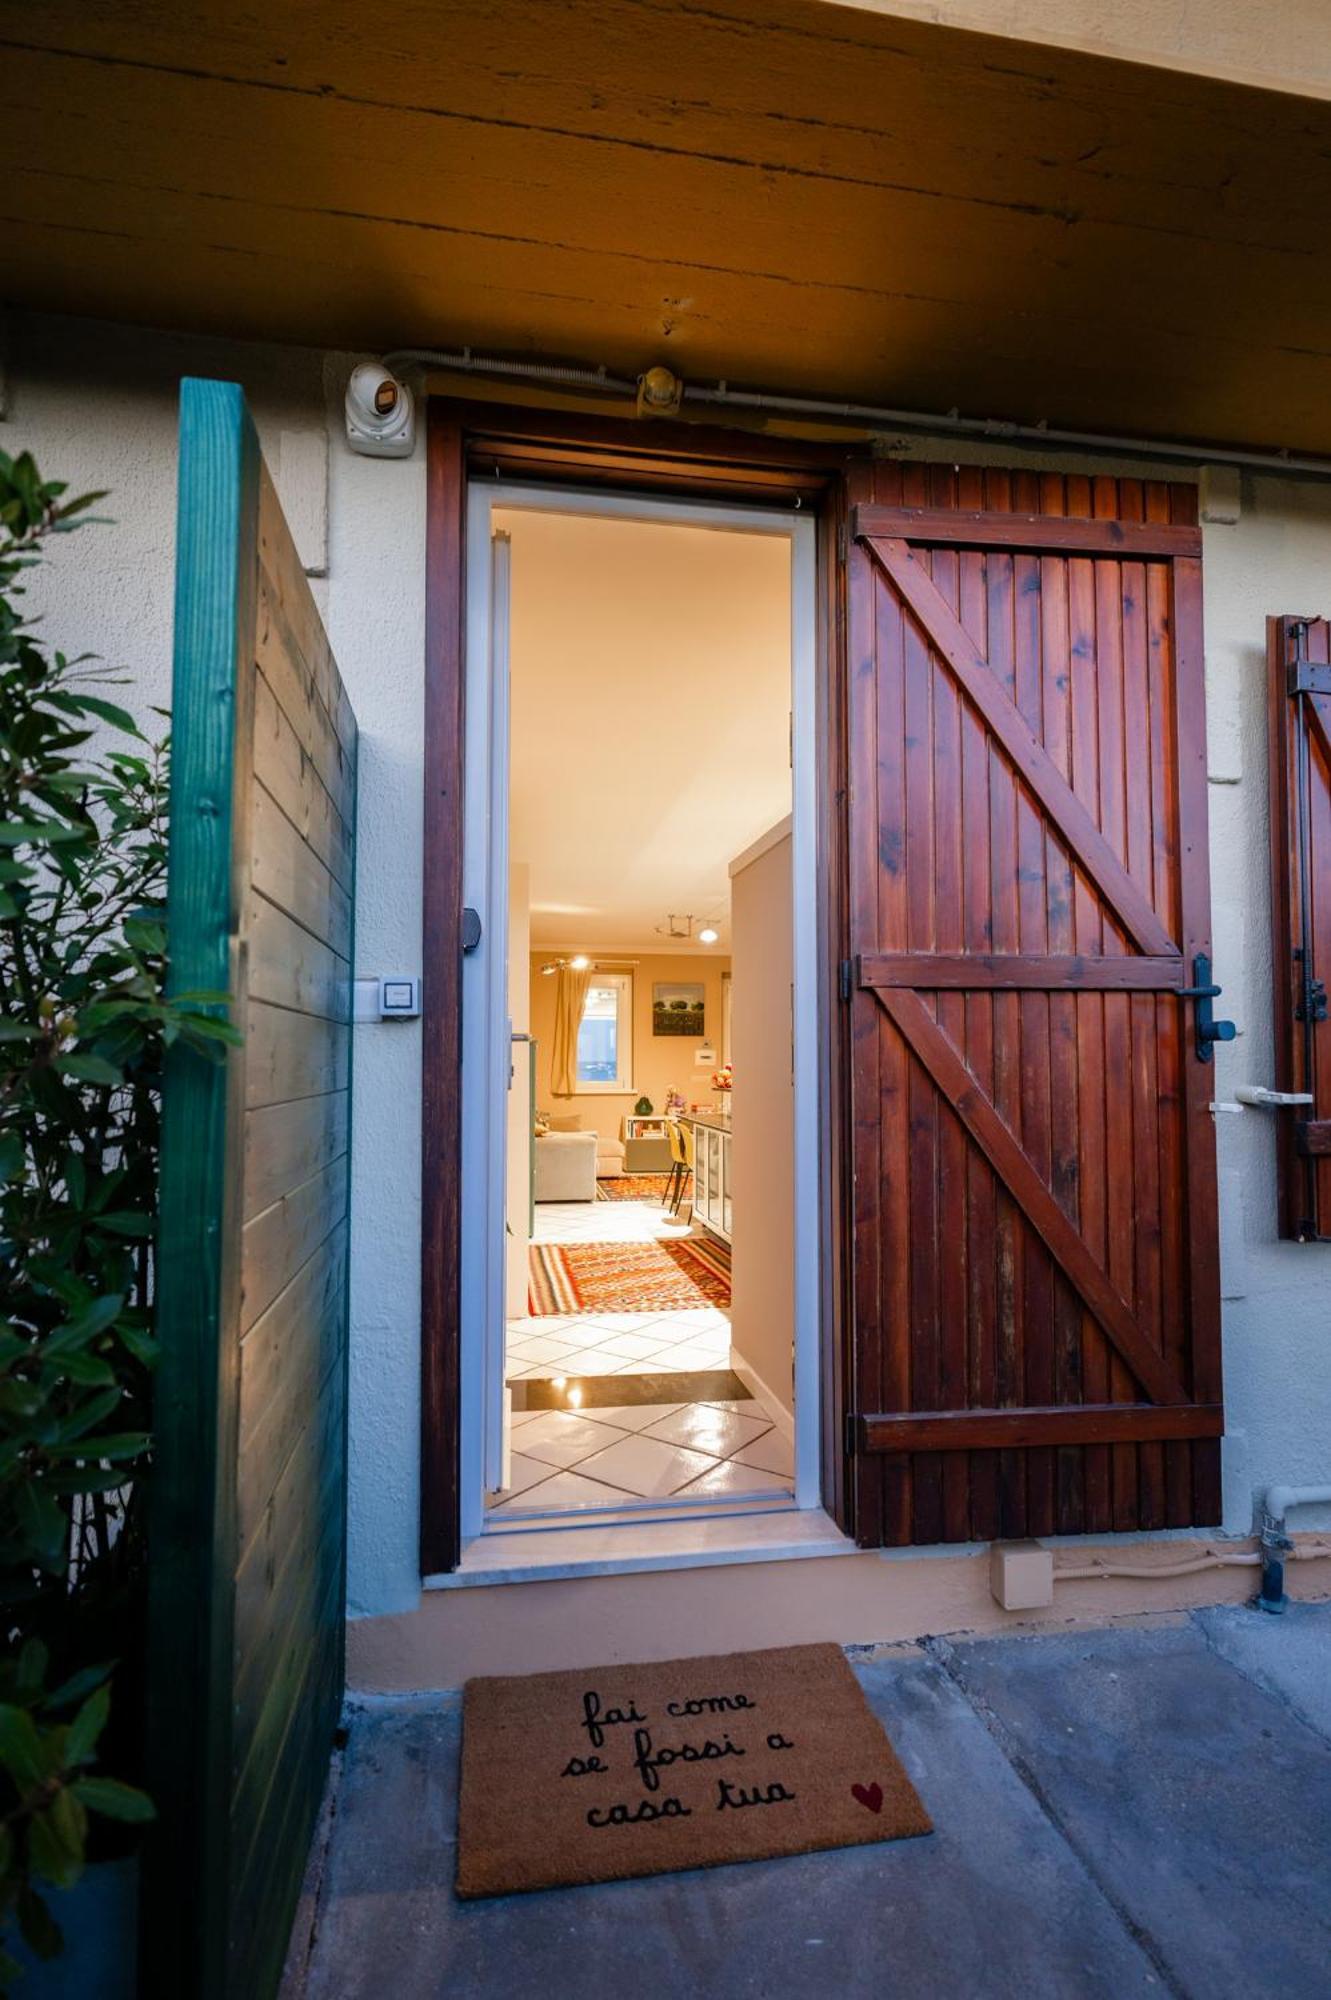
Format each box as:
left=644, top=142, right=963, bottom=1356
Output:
left=344, top=362, right=415, bottom=458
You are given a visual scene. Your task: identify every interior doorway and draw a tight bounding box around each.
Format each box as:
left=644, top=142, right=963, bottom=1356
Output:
left=458, top=486, right=820, bottom=1540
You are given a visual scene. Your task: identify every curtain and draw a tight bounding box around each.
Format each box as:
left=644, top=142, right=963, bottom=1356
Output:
left=551, top=964, right=593, bottom=1096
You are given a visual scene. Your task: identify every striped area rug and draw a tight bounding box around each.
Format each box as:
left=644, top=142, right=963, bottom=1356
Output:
left=660, top=1233, right=731, bottom=1306
left=594, top=1174, right=675, bottom=1204
left=528, top=1239, right=728, bottom=1316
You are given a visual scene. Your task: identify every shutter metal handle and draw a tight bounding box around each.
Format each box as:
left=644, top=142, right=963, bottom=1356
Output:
left=1178, top=953, right=1236, bottom=1064
left=461, top=907, right=482, bottom=953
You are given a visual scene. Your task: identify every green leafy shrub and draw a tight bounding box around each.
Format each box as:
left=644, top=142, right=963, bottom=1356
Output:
left=0, top=448, right=234, bottom=1980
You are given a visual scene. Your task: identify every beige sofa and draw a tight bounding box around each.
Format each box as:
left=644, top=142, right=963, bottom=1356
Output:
left=537, top=1113, right=626, bottom=1190
left=534, top=1129, right=598, bottom=1202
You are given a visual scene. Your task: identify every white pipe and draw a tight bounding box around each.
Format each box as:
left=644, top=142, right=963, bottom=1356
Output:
left=1054, top=1538, right=1331, bottom=1583
left=1265, top=1483, right=1331, bottom=1523
left=380, top=344, right=1331, bottom=482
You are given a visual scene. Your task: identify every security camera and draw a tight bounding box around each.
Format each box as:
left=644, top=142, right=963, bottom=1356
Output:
left=344, top=362, right=415, bottom=458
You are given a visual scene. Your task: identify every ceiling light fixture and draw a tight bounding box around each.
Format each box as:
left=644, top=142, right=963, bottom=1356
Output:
left=569, top=954, right=590, bottom=970
left=654, top=913, right=696, bottom=940
left=698, top=926, right=719, bottom=945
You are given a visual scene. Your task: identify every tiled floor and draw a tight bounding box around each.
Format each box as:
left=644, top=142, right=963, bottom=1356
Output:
left=489, top=1196, right=794, bottom=1520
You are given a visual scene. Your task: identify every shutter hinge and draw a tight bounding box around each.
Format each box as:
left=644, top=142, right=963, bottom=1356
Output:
left=1288, top=652, right=1331, bottom=697
left=1294, top=949, right=1328, bottom=1024
left=837, top=521, right=848, bottom=565
left=838, top=958, right=854, bottom=1002
left=844, top=1411, right=859, bottom=1459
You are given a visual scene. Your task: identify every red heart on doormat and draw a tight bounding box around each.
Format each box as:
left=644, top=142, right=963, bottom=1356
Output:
left=851, top=1781, right=883, bottom=1814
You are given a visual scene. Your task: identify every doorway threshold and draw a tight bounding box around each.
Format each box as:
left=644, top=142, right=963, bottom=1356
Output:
left=427, top=1506, right=853, bottom=1589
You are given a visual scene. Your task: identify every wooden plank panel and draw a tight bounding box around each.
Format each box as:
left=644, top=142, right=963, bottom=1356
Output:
left=955, top=470, right=999, bottom=1541
left=253, top=667, right=354, bottom=892
left=231, top=1381, right=345, bottom=1786
left=845, top=467, right=1222, bottom=1549
left=254, top=594, right=354, bottom=813
left=854, top=506, right=1200, bottom=558
left=154, top=381, right=356, bottom=2000
left=926, top=469, right=972, bottom=1543
left=244, top=1090, right=349, bottom=1223
left=240, top=1156, right=347, bottom=1337
left=420, top=406, right=465, bottom=1575
left=247, top=889, right=350, bottom=1021
left=237, top=1223, right=349, bottom=1549
left=258, top=464, right=357, bottom=758
left=11, top=9, right=1331, bottom=460
left=865, top=534, right=1175, bottom=956
left=1037, top=472, right=1085, bottom=1536
left=902, top=469, right=943, bottom=1545
left=251, top=779, right=353, bottom=960
left=860, top=953, right=1183, bottom=991
left=1012, top=470, right=1055, bottom=1536
left=148, top=377, right=261, bottom=1999
left=244, top=1001, right=349, bottom=1108
left=861, top=1404, right=1223, bottom=1452
left=1066, top=475, right=1112, bottom=1535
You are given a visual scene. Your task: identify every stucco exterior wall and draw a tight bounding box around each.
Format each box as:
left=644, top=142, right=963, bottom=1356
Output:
left=6, top=309, right=1330, bottom=1633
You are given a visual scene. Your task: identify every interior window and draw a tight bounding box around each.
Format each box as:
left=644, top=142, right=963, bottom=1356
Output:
left=577, top=973, right=632, bottom=1091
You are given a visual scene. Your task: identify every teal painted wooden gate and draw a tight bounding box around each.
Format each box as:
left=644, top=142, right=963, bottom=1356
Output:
left=146, top=380, right=357, bottom=1998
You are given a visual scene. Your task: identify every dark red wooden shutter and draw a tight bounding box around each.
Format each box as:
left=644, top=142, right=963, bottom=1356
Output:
left=844, top=463, right=1224, bottom=1546
left=1268, top=614, right=1331, bottom=1240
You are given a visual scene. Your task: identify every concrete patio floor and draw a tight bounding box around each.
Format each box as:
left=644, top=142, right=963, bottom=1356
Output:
left=281, top=1601, right=1331, bottom=2000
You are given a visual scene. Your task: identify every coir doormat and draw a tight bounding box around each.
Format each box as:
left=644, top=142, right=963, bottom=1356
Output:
left=456, top=1642, right=931, bottom=1898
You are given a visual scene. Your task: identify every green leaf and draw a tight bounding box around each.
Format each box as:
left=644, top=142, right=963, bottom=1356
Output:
left=0, top=1704, right=45, bottom=1788
left=53, top=1052, right=123, bottom=1086
left=49, top=1385, right=121, bottom=1442
left=44, top=1295, right=124, bottom=1355
left=0, top=1021, right=40, bottom=1043
left=71, top=1777, right=155, bottom=1823
left=50, top=1431, right=146, bottom=1464
left=95, top=1211, right=153, bottom=1237
left=48, top=690, right=141, bottom=735
left=65, top=1684, right=109, bottom=1765
left=14, top=1638, right=48, bottom=1697
left=54, top=1352, right=116, bottom=1387
left=41, top=1663, right=111, bottom=1712
left=0, top=820, right=86, bottom=846
left=14, top=1484, right=67, bottom=1567
left=0, top=1132, right=24, bottom=1182
left=123, top=915, right=166, bottom=953
left=28, top=1787, right=86, bottom=1891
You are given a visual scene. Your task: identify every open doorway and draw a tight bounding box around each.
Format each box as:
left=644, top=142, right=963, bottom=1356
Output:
left=459, top=486, right=819, bottom=1541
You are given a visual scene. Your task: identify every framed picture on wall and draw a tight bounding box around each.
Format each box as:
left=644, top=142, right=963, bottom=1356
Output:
left=652, top=982, right=705, bottom=1036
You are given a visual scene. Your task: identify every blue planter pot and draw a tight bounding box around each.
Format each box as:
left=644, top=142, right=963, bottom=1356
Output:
left=10, top=1858, right=137, bottom=1999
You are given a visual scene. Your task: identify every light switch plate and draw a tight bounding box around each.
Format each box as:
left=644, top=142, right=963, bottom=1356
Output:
left=379, top=976, right=421, bottom=1019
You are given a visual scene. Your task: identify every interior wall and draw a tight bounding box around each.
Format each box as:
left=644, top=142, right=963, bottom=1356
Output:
left=505, top=865, right=532, bottom=1314
left=528, top=951, right=731, bottom=1145
left=728, top=824, right=795, bottom=1426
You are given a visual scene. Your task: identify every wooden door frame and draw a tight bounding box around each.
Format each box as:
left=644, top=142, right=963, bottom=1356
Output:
left=420, top=400, right=852, bottom=1572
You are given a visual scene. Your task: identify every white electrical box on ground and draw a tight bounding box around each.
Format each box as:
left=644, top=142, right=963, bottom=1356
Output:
left=989, top=1540, right=1055, bottom=1611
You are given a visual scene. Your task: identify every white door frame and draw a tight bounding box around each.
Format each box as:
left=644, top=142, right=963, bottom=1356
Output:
left=459, top=482, right=821, bottom=1542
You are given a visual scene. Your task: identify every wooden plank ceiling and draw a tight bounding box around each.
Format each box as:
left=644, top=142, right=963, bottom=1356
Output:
left=3, top=0, right=1331, bottom=453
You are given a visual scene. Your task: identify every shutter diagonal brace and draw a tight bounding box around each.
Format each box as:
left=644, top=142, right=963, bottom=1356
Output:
left=862, top=534, right=1178, bottom=960
left=871, top=983, right=1192, bottom=1409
